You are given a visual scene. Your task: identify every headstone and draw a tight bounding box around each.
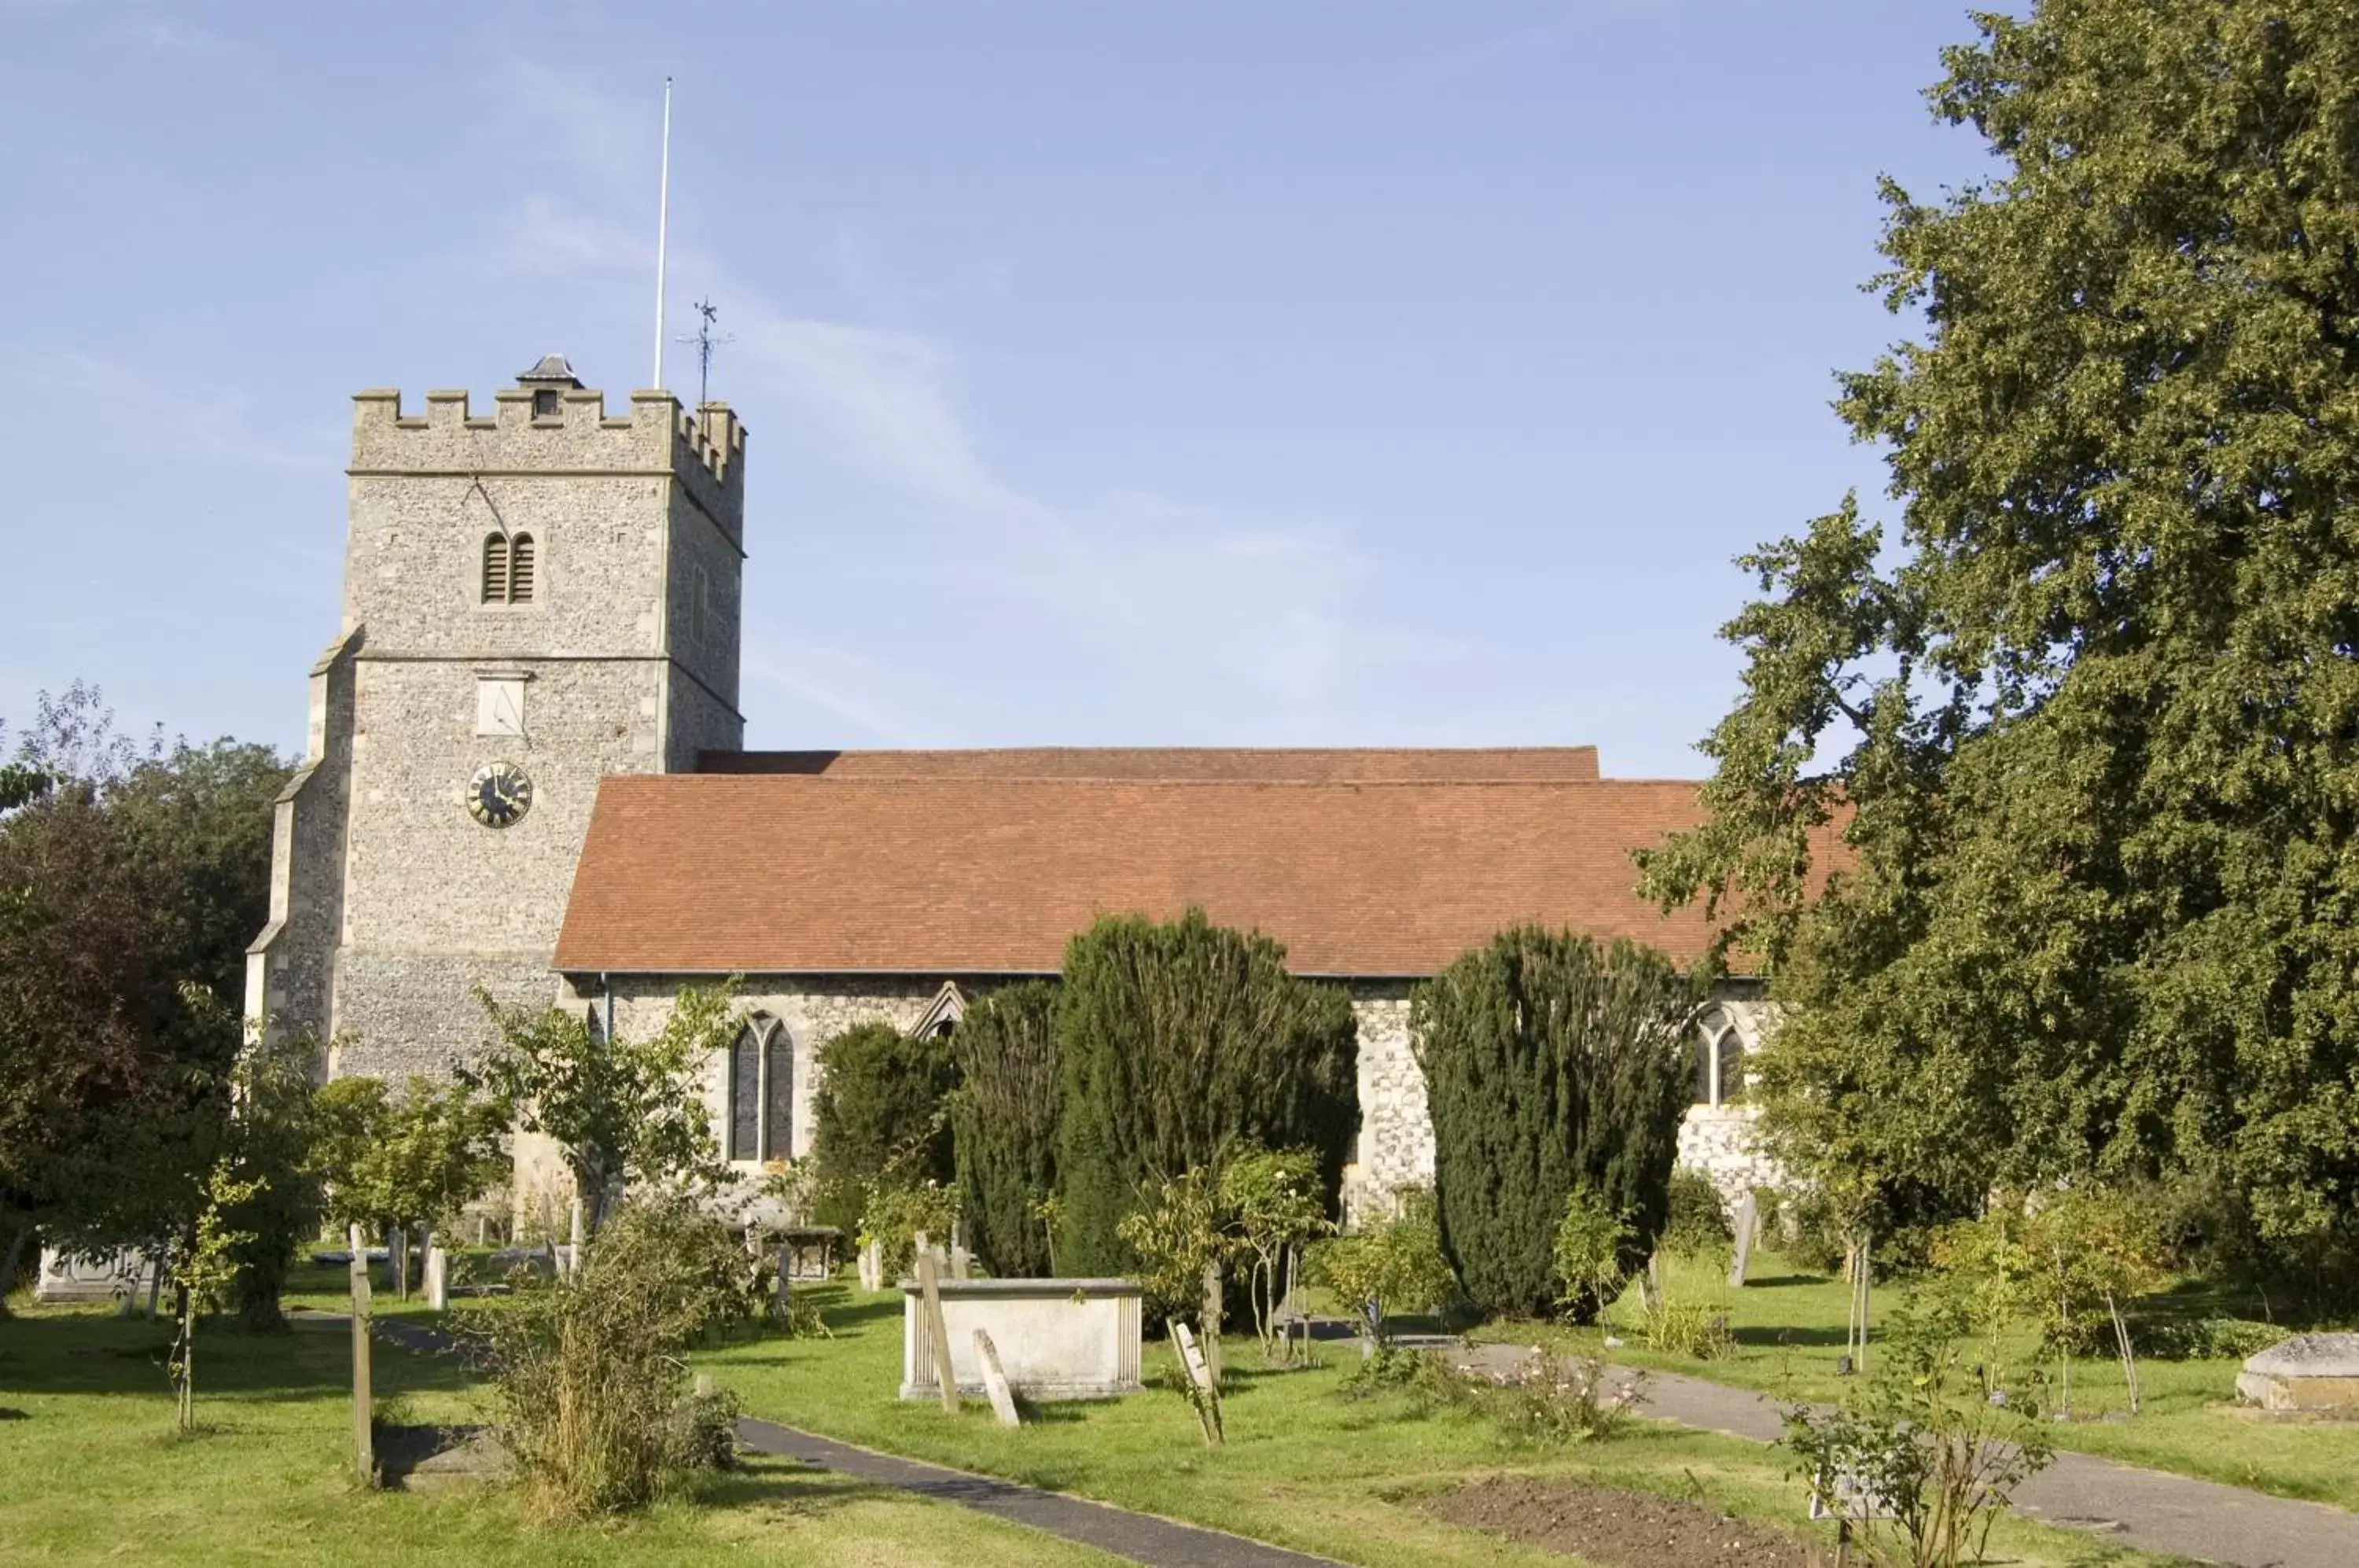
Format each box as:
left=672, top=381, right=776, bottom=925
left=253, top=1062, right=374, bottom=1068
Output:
left=423, top=1246, right=448, bottom=1312
left=1201, top=1262, right=1224, bottom=1384
left=348, top=1224, right=375, bottom=1487
left=1172, top=1321, right=1224, bottom=1445
left=568, top=1197, right=584, bottom=1275
left=973, top=1329, right=1021, bottom=1426
left=914, top=1249, right=959, bottom=1414
left=34, top=1246, right=157, bottom=1305
left=774, top=1245, right=793, bottom=1317
left=1728, top=1191, right=1760, bottom=1287
left=950, top=1244, right=970, bottom=1281
left=2236, top=1334, right=2359, bottom=1413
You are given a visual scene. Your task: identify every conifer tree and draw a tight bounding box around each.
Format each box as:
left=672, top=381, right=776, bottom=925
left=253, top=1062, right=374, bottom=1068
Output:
left=810, top=1021, right=957, bottom=1235
left=1414, top=929, right=1698, bottom=1318
left=948, top=981, right=1062, bottom=1276
left=1054, top=911, right=1356, bottom=1277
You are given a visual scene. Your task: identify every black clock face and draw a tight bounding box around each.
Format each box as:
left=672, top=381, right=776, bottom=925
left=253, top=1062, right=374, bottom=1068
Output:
left=468, top=760, right=533, bottom=828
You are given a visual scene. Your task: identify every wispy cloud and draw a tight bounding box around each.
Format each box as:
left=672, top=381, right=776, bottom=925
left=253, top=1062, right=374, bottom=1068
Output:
left=479, top=57, right=1471, bottom=727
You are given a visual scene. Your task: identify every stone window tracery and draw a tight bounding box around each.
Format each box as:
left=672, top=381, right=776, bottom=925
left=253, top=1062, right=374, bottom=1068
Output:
left=1695, top=1009, right=1746, bottom=1109
left=727, top=1015, right=795, bottom=1162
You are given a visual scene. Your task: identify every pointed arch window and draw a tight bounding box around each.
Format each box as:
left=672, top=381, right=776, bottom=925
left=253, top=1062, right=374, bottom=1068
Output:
left=1695, top=1009, right=1746, bottom=1109
left=727, top=1015, right=796, bottom=1162
left=481, top=532, right=536, bottom=604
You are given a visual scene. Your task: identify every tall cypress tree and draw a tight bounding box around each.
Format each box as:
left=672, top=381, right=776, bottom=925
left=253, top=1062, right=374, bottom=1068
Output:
left=1415, top=928, right=1698, bottom=1319
left=1054, top=910, right=1357, bottom=1276
left=810, top=1021, right=957, bottom=1235
left=948, top=981, right=1062, bottom=1277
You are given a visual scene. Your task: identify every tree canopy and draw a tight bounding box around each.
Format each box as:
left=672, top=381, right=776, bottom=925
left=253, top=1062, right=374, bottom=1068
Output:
left=1640, top=0, right=2359, bottom=1265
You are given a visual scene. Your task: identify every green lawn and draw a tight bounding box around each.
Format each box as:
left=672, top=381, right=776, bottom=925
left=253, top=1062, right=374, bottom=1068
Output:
left=685, top=1279, right=2174, bottom=1568
left=0, top=1300, right=1120, bottom=1567
left=1481, top=1247, right=2359, bottom=1513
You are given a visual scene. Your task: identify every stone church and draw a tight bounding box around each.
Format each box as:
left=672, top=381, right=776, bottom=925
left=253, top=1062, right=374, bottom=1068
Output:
left=245, top=358, right=1774, bottom=1224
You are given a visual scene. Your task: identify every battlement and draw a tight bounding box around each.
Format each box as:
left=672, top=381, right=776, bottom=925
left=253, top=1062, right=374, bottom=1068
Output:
left=348, top=377, right=745, bottom=521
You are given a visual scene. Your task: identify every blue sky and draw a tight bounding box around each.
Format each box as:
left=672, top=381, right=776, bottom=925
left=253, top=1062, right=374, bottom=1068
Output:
left=0, top=2, right=1995, bottom=776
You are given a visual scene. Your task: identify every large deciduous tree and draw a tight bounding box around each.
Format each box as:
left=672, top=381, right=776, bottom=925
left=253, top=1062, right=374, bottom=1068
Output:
left=1640, top=1, right=2359, bottom=1279
left=0, top=687, right=291, bottom=1311
left=1054, top=910, right=1357, bottom=1278
left=1414, top=929, right=1698, bottom=1319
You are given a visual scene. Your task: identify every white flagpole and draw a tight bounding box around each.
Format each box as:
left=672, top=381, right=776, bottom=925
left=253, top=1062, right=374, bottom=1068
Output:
left=652, top=75, right=674, bottom=392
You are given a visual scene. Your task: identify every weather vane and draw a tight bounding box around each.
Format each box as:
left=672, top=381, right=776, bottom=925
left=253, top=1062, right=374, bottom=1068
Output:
left=677, top=296, right=733, bottom=407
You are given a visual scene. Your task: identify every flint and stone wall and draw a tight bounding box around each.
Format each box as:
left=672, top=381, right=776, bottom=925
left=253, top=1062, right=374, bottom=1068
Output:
left=551, top=977, right=1780, bottom=1233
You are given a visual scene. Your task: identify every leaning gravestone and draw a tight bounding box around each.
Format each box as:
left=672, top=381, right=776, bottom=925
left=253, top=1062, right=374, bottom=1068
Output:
left=1728, top=1191, right=1761, bottom=1287
left=973, top=1329, right=1021, bottom=1427
left=2236, top=1334, right=2359, bottom=1414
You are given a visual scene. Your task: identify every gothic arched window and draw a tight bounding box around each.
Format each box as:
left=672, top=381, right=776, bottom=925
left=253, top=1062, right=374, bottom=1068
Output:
left=763, top=1025, right=794, bottom=1160
left=1695, top=1010, right=1746, bottom=1109
left=727, top=1023, right=760, bottom=1161
left=726, top=1015, right=795, bottom=1162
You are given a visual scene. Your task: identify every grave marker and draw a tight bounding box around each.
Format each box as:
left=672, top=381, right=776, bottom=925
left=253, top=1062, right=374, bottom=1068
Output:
left=1728, top=1191, right=1761, bottom=1287
left=1172, top=1321, right=1224, bottom=1445
left=424, top=1244, right=448, bottom=1312
left=973, top=1329, right=1021, bottom=1426
left=348, top=1224, right=375, bottom=1487
left=915, top=1248, right=959, bottom=1414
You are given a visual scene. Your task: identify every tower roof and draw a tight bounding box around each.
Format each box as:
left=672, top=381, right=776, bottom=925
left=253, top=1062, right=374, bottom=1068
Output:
left=516, top=353, right=583, bottom=388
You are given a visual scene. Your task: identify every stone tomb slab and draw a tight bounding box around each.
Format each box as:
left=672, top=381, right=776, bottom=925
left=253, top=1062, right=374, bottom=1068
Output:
left=2236, top=1334, right=2359, bottom=1414
left=900, top=1278, right=1143, bottom=1401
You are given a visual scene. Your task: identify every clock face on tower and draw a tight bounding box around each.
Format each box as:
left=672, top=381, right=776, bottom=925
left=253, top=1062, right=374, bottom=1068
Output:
left=467, top=760, right=534, bottom=828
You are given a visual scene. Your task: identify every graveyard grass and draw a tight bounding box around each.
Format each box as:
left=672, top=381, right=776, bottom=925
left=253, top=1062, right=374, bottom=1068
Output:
left=1495, top=1246, right=2359, bottom=1515
left=0, top=1299, right=1121, bottom=1568
left=691, top=1279, right=2172, bottom=1568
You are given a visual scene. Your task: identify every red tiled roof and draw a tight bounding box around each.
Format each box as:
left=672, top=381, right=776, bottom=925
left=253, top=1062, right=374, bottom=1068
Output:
left=696, top=746, right=1600, bottom=782
left=554, top=774, right=1735, bottom=978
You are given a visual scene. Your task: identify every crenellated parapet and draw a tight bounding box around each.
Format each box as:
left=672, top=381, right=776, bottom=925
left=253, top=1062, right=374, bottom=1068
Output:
left=348, top=382, right=745, bottom=537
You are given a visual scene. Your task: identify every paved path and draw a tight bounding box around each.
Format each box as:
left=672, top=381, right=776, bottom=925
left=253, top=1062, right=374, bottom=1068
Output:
left=1458, top=1344, right=2359, bottom=1568
left=735, top=1416, right=1345, bottom=1568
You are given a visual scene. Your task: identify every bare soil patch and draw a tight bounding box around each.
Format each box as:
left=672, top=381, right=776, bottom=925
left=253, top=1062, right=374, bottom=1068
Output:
left=1429, top=1475, right=1820, bottom=1567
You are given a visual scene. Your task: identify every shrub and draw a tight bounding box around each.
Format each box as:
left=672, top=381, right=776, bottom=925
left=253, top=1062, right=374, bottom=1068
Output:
left=811, top=1021, right=956, bottom=1235
left=1486, top=1353, right=1644, bottom=1445
left=481, top=1198, right=757, bottom=1517
left=1415, top=928, right=1698, bottom=1317
left=1055, top=911, right=1357, bottom=1275
left=1660, top=1169, right=1733, bottom=1259
left=1551, top=1183, right=1632, bottom=1324
left=1219, top=1146, right=1334, bottom=1361
left=1780, top=1294, right=2053, bottom=1568
left=1640, top=1297, right=1732, bottom=1360
left=1309, top=1188, right=1459, bottom=1348
left=661, top=1385, right=742, bottom=1473
left=1116, top=1167, right=1228, bottom=1327
left=856, top=1179, right=961, bottom=1280
left=947, top=981, right=1061, bottom=1277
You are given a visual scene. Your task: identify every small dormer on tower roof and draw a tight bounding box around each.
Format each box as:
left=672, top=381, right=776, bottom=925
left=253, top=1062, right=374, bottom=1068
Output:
left=517, top=353, right=583, bottom=389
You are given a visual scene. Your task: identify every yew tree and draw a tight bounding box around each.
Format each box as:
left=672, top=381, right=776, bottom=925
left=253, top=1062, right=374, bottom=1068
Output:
left=1415, top=929, right=1698, bottom=1319
left=1054, top=911, right=1356, bottom=1277
left=947, top=981, right=1062, bottom=1277
left=1641, top=1, right=2359, bottom=1268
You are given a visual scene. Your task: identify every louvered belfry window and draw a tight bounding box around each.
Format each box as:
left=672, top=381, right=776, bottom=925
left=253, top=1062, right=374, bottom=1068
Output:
left=481, top=534, right=510, bottom=602
left=482, top=532, right=537, bottom=604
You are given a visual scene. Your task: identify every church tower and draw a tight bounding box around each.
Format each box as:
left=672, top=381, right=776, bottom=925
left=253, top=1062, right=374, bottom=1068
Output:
left=245, top=359, right=747, bottom=1078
